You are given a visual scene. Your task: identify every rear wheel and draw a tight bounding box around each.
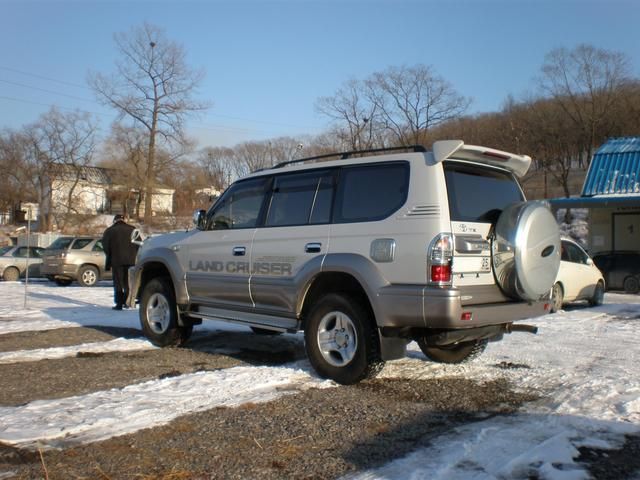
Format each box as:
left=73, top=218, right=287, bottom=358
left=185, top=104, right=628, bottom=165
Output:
left=140, top=277, right=192, bottom=347
left=78, top=265, right=99, bottom=287
left=304, top=293, right=383, bottom=385
left=550, top=282, right=564, bottom=313
left=417, top=338, right=488, bottom=364
left=589, top=281, right=605, bottom=306
left=2, top=267, right=20, bottom=282
left=623, top=276, right=639, bottom=294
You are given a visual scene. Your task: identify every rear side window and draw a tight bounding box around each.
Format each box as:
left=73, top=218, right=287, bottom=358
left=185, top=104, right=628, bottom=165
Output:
left=334, top=162, right=409, bottom=223
left=266, top=171, right=334, bottom=227
left=48, top=237, right=73, bottom=250
left=72, top=239, right=93, bottom=250
left=444, top=162, right=524, bottom=222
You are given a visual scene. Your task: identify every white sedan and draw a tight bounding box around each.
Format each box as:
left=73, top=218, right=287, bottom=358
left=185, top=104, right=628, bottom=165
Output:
left=550, top=238, right=605, bottom=312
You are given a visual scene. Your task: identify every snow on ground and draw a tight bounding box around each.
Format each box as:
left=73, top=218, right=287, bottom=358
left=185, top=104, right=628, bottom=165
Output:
left=0, top=362, right=334, bottom=449
left=0, top=281, right=639, bottom=479
left=0, top=337, right=155, bottom=364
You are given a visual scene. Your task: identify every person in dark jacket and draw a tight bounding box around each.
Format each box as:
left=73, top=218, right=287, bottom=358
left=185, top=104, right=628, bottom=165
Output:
left=102, top=214, right=139, bottom=310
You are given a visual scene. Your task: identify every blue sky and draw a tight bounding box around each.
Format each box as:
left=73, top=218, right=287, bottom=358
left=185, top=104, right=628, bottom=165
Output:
left=1, top=0, right=639, bottom=148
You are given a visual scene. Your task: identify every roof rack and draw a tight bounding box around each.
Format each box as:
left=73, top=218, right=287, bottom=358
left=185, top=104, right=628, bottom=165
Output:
left=271, top=145, right=427, bottom=170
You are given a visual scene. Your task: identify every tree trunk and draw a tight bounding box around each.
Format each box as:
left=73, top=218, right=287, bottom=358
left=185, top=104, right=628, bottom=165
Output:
left=143, top=114, right=158, bottom=224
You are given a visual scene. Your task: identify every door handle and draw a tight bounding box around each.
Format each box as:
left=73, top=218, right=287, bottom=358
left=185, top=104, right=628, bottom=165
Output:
left=305, top=242, right=322, bottom=253
left=233, top=246, right=246, bottom=256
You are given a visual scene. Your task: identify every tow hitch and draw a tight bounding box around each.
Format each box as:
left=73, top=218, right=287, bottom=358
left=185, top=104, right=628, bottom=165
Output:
left=505, top=323, right=538, bottom=334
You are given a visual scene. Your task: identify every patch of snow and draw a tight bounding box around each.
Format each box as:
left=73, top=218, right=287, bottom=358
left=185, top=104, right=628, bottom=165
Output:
left=0, top=362, right=334, bottom=449
left=0, top=338, right=156, bottom=364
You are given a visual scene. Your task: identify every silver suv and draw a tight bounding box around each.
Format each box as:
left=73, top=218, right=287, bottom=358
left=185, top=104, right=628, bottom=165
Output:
left=130, top=141, right=560, bottom=384
left=42, top=236, right=111, bottom=287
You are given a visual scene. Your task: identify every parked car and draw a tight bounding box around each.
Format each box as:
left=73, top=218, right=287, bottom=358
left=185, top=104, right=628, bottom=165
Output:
left=129, top=141, right=560, bottom=385
left=592, top=251, right=640, bottom=293
left=550, top=238, right=605, bottom=312
left=41, top=236, right=112, bottom=287
left=0, top=245, right=46, bottom=281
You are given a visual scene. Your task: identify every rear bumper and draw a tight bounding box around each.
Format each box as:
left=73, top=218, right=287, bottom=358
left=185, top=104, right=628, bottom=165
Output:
left=374, top=284, right=550, bottom=329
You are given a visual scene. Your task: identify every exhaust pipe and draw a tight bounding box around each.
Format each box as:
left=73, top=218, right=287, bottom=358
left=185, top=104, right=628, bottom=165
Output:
left=505, top=323, right=538, bottom=334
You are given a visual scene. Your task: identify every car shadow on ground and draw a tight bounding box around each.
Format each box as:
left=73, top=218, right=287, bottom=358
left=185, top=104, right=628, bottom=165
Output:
left=340, top=407, right=640, bottom=480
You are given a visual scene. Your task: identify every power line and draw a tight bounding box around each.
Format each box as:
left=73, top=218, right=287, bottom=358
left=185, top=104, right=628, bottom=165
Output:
left=0, top=78, right=96, bottom=103
left=0, top=64, right=327, bottom=132
left=0, top=96, right=285, bottom=135
left=0, top=65, right=90, bottom=90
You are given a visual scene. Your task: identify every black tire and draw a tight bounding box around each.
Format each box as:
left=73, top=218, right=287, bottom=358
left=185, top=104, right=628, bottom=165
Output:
left=589, top=281, right=605, bottom=306
left=623, top=276, right=639, bottom=294
left=304, top=293, right=383, bottom=385
left=140, top=277, right=192, bottom=347
left=417, top=338, right=488, bottom=364
left=250, top=327, right=282, bottom=335
left=550, top=282, right=564, bottom=313
left=3, top=267, right=20, bottom=282
left=54, top=278, right=72, bottom=286
left=77, top=265, right=99, bottom=287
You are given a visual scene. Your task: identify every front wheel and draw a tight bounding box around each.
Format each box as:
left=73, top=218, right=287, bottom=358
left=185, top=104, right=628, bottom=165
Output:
left=78, top=265, right=99, bottom=287
left=417, top=338, right=488, bottom=364
left=140, top=277, right=192, bottom=347
left=304, top=293, right=382, bottom=385
left=54, top=278, right=72, bottom=286
left=589, top=281, right=605, bottom=306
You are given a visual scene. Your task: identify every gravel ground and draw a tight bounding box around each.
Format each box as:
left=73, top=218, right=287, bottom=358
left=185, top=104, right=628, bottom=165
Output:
left=1, top=325, right=638, bottom=479
left=1, top=376, right=537, bottom=479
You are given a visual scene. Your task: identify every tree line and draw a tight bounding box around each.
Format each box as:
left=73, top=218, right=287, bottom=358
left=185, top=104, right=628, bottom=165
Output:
left=1, top=22, right=639, bottom=231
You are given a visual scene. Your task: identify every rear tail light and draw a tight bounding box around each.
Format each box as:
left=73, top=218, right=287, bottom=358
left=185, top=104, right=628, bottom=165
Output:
left=428, top=233, right=453, bottom=286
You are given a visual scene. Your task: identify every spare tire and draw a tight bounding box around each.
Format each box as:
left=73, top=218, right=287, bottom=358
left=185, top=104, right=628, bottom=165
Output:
left=492, top=201, right=560, bottom=301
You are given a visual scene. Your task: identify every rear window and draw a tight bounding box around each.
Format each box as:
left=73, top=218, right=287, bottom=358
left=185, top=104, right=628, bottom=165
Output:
left=48, top=237, right=74, bottom=250
left=444, top=162, right=524, bottom=222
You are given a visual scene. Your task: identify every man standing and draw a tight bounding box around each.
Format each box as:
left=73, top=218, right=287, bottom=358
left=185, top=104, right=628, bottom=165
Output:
left=102, top=214, right=138, bottom=310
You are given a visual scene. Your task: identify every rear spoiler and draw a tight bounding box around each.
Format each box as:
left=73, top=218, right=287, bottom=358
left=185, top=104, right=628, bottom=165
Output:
left=432, top=140, right=532, bottom=178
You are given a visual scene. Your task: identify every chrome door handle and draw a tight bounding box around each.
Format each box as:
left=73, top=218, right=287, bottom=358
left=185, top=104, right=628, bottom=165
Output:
left=233, top=246, right=246, bottom=256
left=305, top=242, right=322, bottom=253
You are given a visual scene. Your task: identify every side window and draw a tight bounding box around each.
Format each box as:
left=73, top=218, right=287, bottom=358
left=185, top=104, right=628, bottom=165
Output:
left=334, top=162, right=409, bottom=223
left=13, top=247, right=28, bottom=258
left=29, top=247, right=43, bottom=258
left=565, top=242, right=588, bottom=264
left=266, top=171, right=334, bottom=227
left=72, top=238, right=93, bottom=249
left=93, top=240, right=104, bottom=252
left=207, top=178, right=268, bottom=230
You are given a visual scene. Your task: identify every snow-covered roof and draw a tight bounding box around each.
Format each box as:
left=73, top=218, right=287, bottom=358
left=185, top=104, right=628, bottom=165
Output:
left=582, top=137, right=640, bottom=196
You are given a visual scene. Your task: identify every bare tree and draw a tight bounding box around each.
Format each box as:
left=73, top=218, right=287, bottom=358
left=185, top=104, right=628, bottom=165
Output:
left=197, top=146, right=236, bottom=190
left=366, top=65, right=471, bottom=145
left=539, top=44, right=631, bottom=164
left=0, top=109, right=98, bottom=230
left=89, top=22, right=208, bottom=223
left=316, top=79, right=383, bottom=150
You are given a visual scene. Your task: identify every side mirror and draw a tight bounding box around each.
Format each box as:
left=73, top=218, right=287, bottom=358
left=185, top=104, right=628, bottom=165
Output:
left=586, top=258, right=593, bottom=266
left=193, top=209, right=207, bottom=230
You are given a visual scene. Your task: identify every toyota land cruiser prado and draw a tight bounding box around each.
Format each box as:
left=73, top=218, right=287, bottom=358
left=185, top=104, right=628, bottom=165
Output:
left=129, top=141, right=560, bottom=384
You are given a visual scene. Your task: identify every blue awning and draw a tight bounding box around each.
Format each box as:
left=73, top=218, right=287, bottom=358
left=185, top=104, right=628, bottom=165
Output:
left=549, top=195, right=640, bottom=209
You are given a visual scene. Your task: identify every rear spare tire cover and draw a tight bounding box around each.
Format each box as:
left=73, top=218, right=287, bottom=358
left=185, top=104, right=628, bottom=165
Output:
left=492, top=201, right=560, bottom=301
